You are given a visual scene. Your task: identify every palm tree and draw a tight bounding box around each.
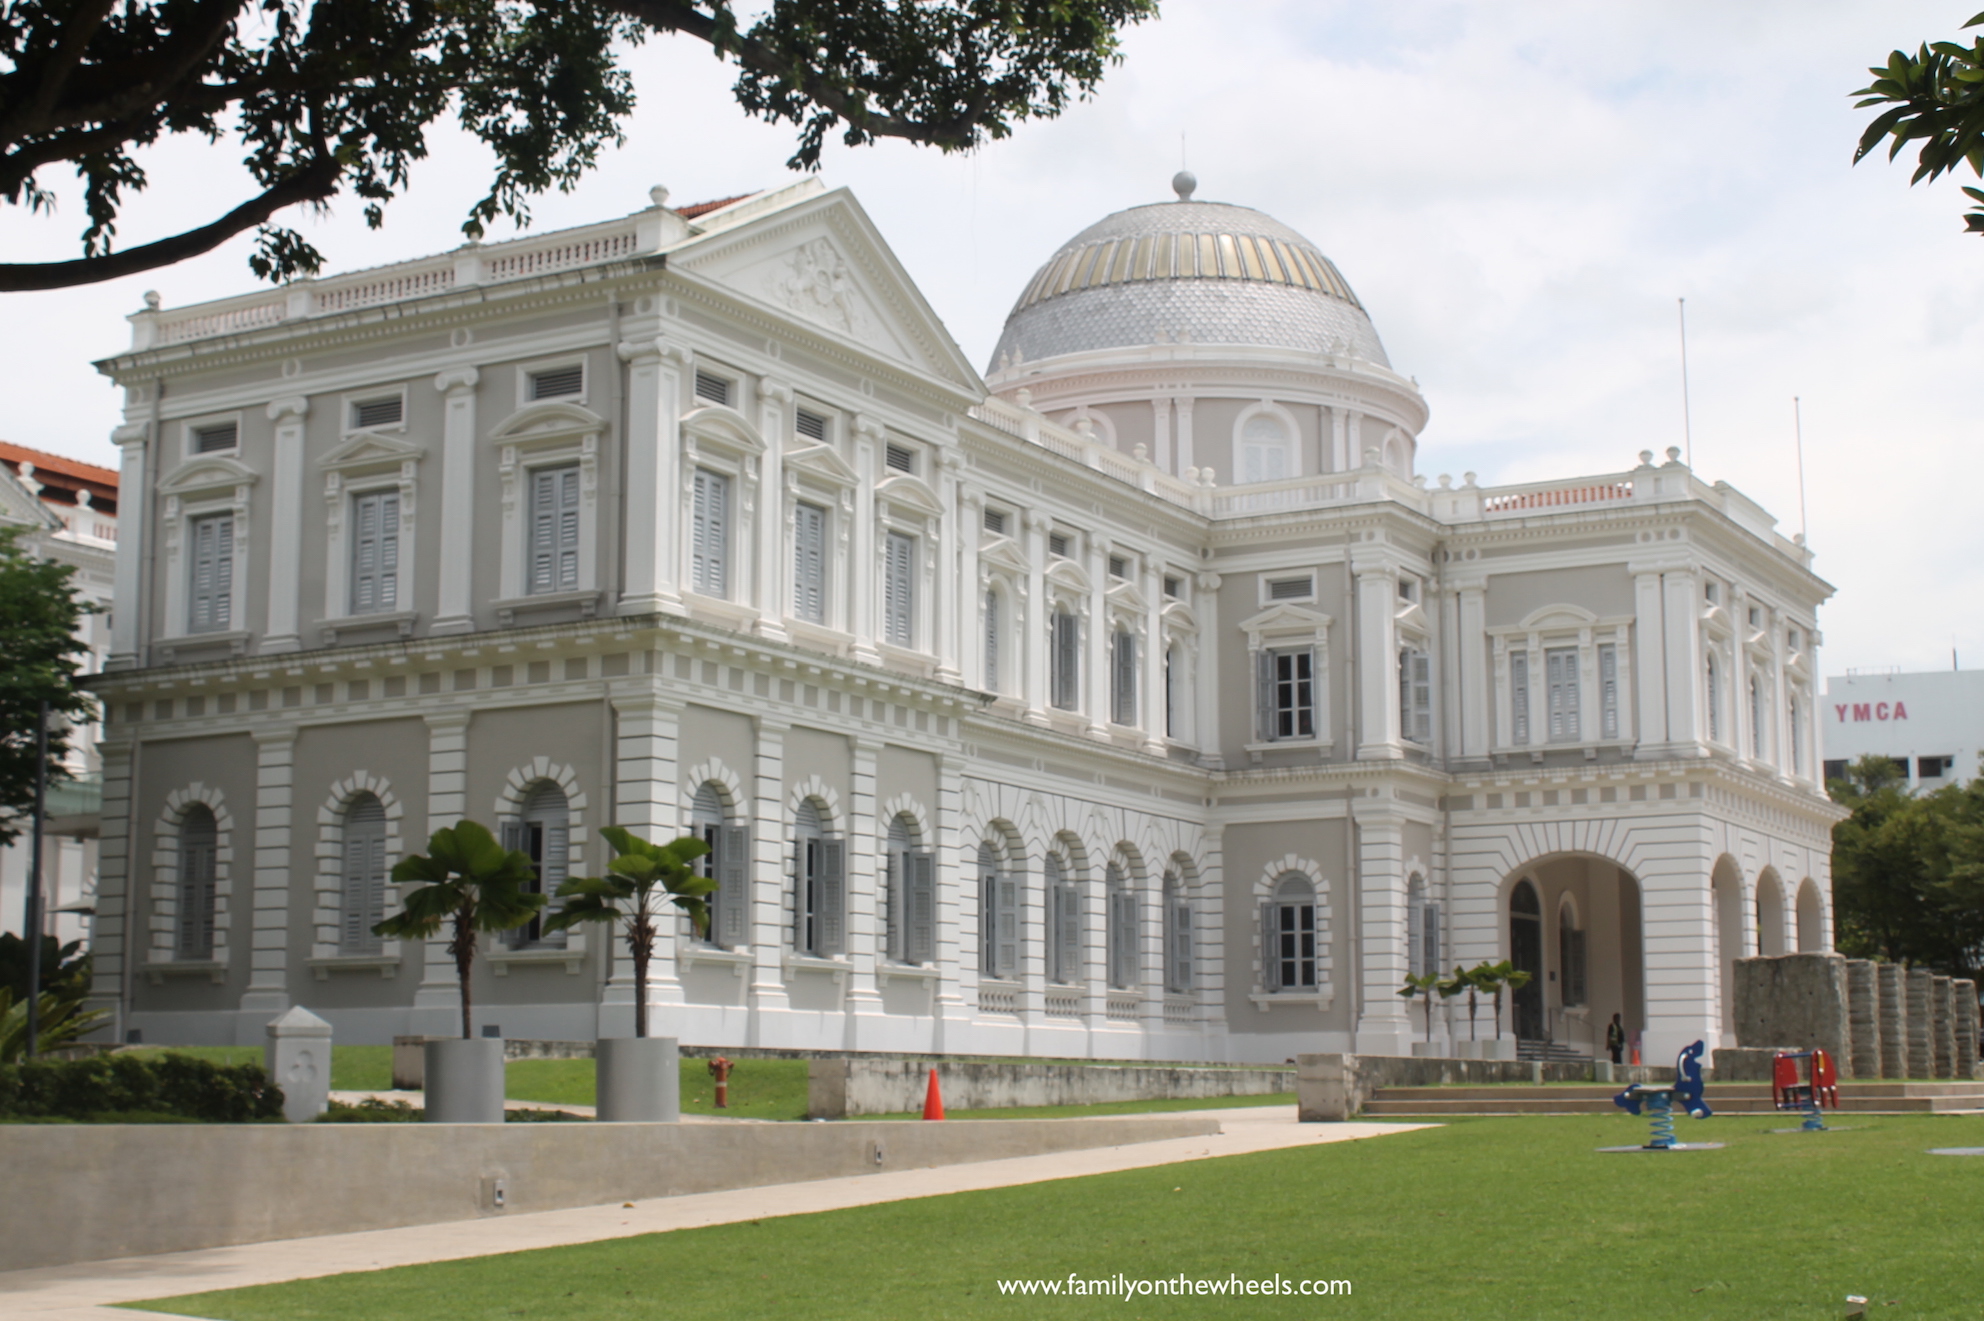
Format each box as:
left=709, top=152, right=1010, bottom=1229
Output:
left=1443, top=966, right=1481, bottom=1041
left=542, top=827, right=712, bottom=1038
left=373, top=820, right=544, bottom=1040
left=1473, top=959, right=1533, bottom=1041
left=1397, top=972, right=1442, bottom=1046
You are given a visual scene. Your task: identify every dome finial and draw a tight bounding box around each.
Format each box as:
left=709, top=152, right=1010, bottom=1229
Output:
left=1172, top=170, right=1197, bottom=202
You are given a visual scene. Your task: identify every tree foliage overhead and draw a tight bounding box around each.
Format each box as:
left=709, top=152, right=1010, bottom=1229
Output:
left=1853, top=11, right=1984, bottom=235
left=1828, top=755, right=1984, bottom=978
left=0, top=0, right=1156, bottom=292
left=0, top=525, right=95, bottom=849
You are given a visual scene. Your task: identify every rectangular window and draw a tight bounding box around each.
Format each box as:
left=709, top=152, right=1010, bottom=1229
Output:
left=1598, top=643, right=1619, bottom=740
left=884, top=442, right=915, bottom=474
left=1163, top=575, right=1183, bottom=599
left=795, top=408, right=829, bottom=441
left=1258, top=648, right=1315, bottom=740
left=1789, top=699, right=1804, bottom=775
left=1262, top=898, right=1317, bottom=990
left=187, top=512, right=234, bottom=633
left=1050, top=610, right=1080, bottom=710
left=1545, top=646, right=1579, bottom=742
left=192, top=422, right=238, bottom=453
left=1267, top=575, right=1313, bottom=600
left=1047, top=531, right=1071, bottom=558
left=1920, top=755, right=1955, bottom=779
left=693, top=370, right=730, bottom=405
left=690, top=469, right=729, bottom=598
left=1399, top=648, right=1431, bottom=744
left=351, top=397, right=403, bottom=430
left=1108, top=555, right=1129, bottom=580
left=526, top=465, right=580, bottom=595
left=883, top=530, right=916, bottom=646
left=1111, top=629, right=1138, bottom=726
left=983, top=508, right=1008, bottom=536
left=1822, top=758, right=1848, bottom=782
left=793, top=502, right=827, bottom=623
left=350, top=490, right=400, bottom=614
left=529, top=365, right=584, bottom=400
left=1511, top=651, right=1530, bottom=745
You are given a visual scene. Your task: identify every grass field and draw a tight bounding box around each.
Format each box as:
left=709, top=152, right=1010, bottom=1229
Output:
left=129, top=1113, right=1984, bottom=1320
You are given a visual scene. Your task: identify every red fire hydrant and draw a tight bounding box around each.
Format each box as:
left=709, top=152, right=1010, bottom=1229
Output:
left=708, top=1056, right=733, bottom=1109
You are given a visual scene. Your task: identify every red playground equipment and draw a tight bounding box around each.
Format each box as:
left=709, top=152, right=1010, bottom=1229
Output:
left=1772, top=1049, right=1839, bottom=1131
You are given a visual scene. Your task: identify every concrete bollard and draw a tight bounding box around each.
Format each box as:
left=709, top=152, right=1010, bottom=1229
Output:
left=1932, top=976, right=1957, bottom=1079
left=596, top=1037, right=680, bottom=1123
left=265, top=1006, right=333, bottom=1124
left=1846, top=960, right=1880, bottom=1080
left=1295, top=1054, right=1361, bottom=1122
left=424, top=1038, right=506, bottom=1122
left=1906, top=968, right=1934, bottom=1079
left=1877, top=964, right=1907, bottom=1079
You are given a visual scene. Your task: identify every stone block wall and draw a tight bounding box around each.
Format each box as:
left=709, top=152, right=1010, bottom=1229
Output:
left=1907, top=969, right=1934, bottom=1077
left=1736, top=955, right=1977, bottom=1079
left=1933, top=977, right=1957, bottom=1078
left=1846, top=960, right=1881, bottom=1078
left=1878, top=964, right=1907, bottom=1079
left=1956, top=981, right=1980, bottom=1078
left=1733, top=954, right=1851, bottom=1068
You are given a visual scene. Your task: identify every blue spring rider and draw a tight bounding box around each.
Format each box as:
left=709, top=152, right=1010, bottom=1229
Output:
left=1611, top=1040, right=1714, bottom=1149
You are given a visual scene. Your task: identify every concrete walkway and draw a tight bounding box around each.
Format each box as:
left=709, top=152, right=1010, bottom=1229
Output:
left=2, top=1107, right=1431, bottom=1320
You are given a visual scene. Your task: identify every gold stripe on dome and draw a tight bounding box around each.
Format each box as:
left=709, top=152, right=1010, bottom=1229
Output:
left=1010, top=228, right=1365, bottom=312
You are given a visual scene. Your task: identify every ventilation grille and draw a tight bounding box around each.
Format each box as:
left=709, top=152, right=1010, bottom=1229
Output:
left=352, top=397, right=403, bottom=429
left=796, top=408, right=828, bottom=441
left=529, top=365, right=584, bottom=400
left=1047, top=532, right=1071, bottom=558
left=983, top=508, right=1007, bottom=535
left=884, top=443, right=915, bottom=474
left=694, top=370, right=731, bottom=406
left=193, top=423, right=238, bottom=453
left=1267, top=576, right=1313, bottom=600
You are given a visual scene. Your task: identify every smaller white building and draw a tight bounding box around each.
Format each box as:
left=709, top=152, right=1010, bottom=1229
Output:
left=1823, top=669, right=1984, bottom=790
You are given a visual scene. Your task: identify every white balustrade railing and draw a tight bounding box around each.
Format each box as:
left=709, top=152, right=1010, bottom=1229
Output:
left=977, top=980, right=1020, bottom=1014
left=1043, top=989, right=1082, bottom=1018
left=1479, top=478, right=1634, bottom=515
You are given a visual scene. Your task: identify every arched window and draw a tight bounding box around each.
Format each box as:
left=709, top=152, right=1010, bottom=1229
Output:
left=1788, top=695, right=1804, bottom=775
left=1105, top=862, right=1137, bottom=990
left=979, top=842, right=1017, bottom=977
left=1262, top=873, right=1318, bottom=991
left=1163, top=871, right=1193, bottom=993
left=177, top=804, right=219, bottom=960
left=340, top=794, right=388, bottom=955
left=1406, top=873, right=1439, bottom=979
left=883, top=813, right=934, bottom=965
left=1509, top=879, right=1544, bottom=1037
left=1705, top=653, right=1721, bottom=743
left=792, top=799, right=844, bottom=956
left=1239, top=413, right=1290, bottom=484
left=1045, top=852, right=1081, bottom=984
left=1557, top=897, right=1587, bottom=1007
left=984, top=586, right=1002, bottom=693
left=693, top=784, right=749, bottom=948
left=504, top=782, right=569, bottom=947
left=1749, top=675, right=1766, bottom=758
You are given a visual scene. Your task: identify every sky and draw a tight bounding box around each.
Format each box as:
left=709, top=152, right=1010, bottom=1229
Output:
left=2, top=1, right=1978, bottom=678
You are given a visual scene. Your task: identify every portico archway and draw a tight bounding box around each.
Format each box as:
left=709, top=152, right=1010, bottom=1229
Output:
left=1500, top=855, right=1646, bottom=1056
left=1755, top=868, right=1786, bottom=957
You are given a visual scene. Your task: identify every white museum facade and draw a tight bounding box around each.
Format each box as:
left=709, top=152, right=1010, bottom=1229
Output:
left=83, top=175, right=1840, bottom=1063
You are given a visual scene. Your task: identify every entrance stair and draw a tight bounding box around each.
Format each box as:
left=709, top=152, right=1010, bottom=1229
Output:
left=1362, top=1080, right=1984, bottom=1117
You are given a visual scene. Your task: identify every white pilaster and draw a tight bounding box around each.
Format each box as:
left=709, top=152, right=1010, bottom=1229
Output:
left=239, top=729, right=296, bottom=1028
left=1352, top=806, right=1412, bottom=1054
left=934, top=450, right=961, bottom=683
left=1355, top=564, right=1399, bottom=760
left=617, top=339, right=688, bottom=615
left=1086, top=536, right=1110, bottom=737
left=108, top=424, right=148, bottom=667
left=849, top=419, right=880, bottom=663
left=1633, top=569, right=1668, bottom=751
left=1194, top=573, right=1221, bottom=767
left=844, top=737, right=885, bottom=1048
left=603, top=689, right=684, bottom=1036
left=1457, top=580, right=1489, bottom=759
left=1662, top=570, right=1702, bottom=751
left=1174, top=396, right=1194, bottom=475
left=261, top=397, right=309, bottom=652
left=431, top=369, right=479, bottom=633
left=1022, top=510, right=1049, bottom=723
left=412, top=711, right=470, bottom=1032
left=747, top=718, right=792, bottom=1033
left=755, top=379, right=790, bottom=641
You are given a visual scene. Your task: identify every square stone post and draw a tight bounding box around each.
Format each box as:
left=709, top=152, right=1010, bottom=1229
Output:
left=1953, top=979, right=1978, bottom=1078
left=239, top=729, right=297, bottom=1032
left=1932, top=975, right=1956, bottom=1079
left=1846, top=959, right=1880, bottom=1080
left=1877, top=963, right=1907, bottom=1078
left=1906, top=967, right=1934, bottom=1078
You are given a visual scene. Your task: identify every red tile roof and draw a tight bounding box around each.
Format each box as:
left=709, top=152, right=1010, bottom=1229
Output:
left=675, top=194, right=757, bottom=220
left=0, top=441, right=119, bottom=513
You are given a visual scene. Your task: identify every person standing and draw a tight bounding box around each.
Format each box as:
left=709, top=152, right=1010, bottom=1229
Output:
left=1606, top=1012, right=1626, bottom=1065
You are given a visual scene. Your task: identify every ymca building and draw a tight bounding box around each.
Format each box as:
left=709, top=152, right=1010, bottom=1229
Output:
left=82, top=174, right=1840, bottom=1064
left=1823, top=669, right=1984, bottom=789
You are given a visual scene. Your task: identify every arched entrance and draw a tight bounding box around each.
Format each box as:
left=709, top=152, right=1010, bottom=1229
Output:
left=1711, top=856, right=1744, bottom=1039
left=1755, top=869, right=1786, bottom=957
left=1502, top=854, right=1647, bottom=1058
left=1795, top=878, right=1824, bottom=952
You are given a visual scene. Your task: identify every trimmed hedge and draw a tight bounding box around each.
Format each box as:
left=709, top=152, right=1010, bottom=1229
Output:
left=0, top=1051, right=284, bottom=1122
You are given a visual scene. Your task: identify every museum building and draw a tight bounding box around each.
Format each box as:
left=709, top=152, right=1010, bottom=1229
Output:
left=83, top=175, right=1841, bottom=1063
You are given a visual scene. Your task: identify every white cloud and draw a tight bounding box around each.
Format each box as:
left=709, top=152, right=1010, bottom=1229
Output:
left=1, top=0, right=1975, bottom=673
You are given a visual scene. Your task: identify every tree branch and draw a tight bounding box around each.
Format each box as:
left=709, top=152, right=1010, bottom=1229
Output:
left=0, top=154, right=339, bottom=292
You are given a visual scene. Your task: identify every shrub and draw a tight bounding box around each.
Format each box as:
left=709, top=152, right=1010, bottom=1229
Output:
left=0, top=1051, right=284, bottom=1122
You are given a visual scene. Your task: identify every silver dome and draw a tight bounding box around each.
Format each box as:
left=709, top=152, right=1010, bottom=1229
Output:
left=989, top=199, right=1389, bottom=371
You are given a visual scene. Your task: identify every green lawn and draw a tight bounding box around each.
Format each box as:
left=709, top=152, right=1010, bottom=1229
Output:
left=125, top=1046, right=393, bottom=1091
left=128, top=1113, right=1984, bottom=1320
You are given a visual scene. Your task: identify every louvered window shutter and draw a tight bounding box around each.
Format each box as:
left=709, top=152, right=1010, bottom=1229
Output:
left=1406, top=897, right=1423, bottom=979
left=1261, top=901, right=1282, bottom=992
left=1052, top=613, right=1079, bottom=709
left=883, top=851, right=902, bottom=960
left=1511, top=653, right=1530, bottom=744
left=1112, top=631, right=1137, bottom=725
left=984, top=589, right=1000, bottom=691
left=1114, top=889, right=1139, bottom=988
left=884, top=531, right=915, bottom=646
left=528, top=469, right=556, bottom=594
left=793, top=503, right=826, bottom=622
left=997, top=869, right=1019, bottom=976
left=816, top=839, right=846, bottom=954
left=1171, top=897, right=1193, bottom=992
left=1256, top=650, right=1275, bottom=740
left=342, top=799, right=387, bottom=953
left=1056, top=882, right=1080, bottom=983
left=189, top=515, right=234, bottom=633
left=719, top=825, right=749, bottom=947
left=351, top=492, right=401, bottom=613
left=554, top=468, right=579, bottom=590
left=1598, top=644, right=1619, bottom=739
left=692, top=470, right=728, bottom=598
left=1423, top=902, right=1441, bottom=981
left=907, top=852, right=935, bottom=965
left=178, top=821, right=217, bottom=960
left=795, top=840, right=809, bottom=951
left=1410, top=651, right=1432, bottom=743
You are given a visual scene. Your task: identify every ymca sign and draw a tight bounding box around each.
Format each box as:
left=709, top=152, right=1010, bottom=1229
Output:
left=1834, top=701, right=1908, bottom=723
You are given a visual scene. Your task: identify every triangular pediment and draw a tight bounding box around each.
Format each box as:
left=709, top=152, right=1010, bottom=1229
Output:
left=1106, top=578, right=1149, bottom=613
left=667, top=187, right=982, bottom=396
left=875, top=471, right=943, bottom=516
left=785, top=440, right=858, bottom=488
left=489, top=401, right=606, bottom=445
left=980, top=537, right=1033, bottom=577
left=320, top=430, right=425, bottom=474
left=159, top=455, right=258, bottom=495
left=1239, top=603, right=1333, bottom=637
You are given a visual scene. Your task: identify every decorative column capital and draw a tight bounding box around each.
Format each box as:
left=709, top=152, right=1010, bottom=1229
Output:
left=434, top=366, right=480, bottom=394
left=266, top=396, right=310, bottom=423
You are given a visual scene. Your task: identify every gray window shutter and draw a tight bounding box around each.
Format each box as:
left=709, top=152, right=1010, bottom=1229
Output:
left=178, top=813, right=218, bottom=960
left=1409, top=650, right=1431, bottom=743
left=1423, top=901, right=1441, bottom=981
left=794, top=840, right=808, bottom=951
left=718, top=825, right=749, bottom=947
left=997, top=866, right=1019, bottom=976
left=1052, top=612, right=1080, bottom=709
left=1172, top=896, right=1192, bottom=992
left=793, top=503, right=826, bottom=623
left=1511, top=652, right=1530, bottom=744
left=1599, top=644, right=1619, bottom=739
left=1112, top=630, right=1137, bottom=725
left=1111, top=887, right=1137, bottom=989
left=984, top=589, right=999, bottom=690
left=528, top=469, right=556, bottom=593
left=907, top=852, right=935, bottom=965
left=342, top=798, right=387, bottom=953
left=189, top=514, right=233, bottom=633
left=351, top=492, right=400, bottom=614
left=884, top=531, right=915, bottom=646
left=1405, top=896, right=1423, bottom=979
left=883, top=851, right=901, bottom=960
left=1256, top=649, right=1275, bottom=741
left=816, top=838, right=845, bottom=954
left=692, top=469, right=728, bottom=598
left=1260, top=900, right=1282, bottom=992
left=1056, top=881, right=1080, bottom=983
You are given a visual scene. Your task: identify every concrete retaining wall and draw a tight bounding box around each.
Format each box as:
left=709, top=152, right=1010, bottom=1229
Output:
left=1292, top=1054, right=1657, bottom=1121
left=0, top=1114, right=1219, bottom=1273
left=1734, top=955, right=1980, bottom=1079
left=807, top=1060, right=1293, bottom=1118
left=1734, top=953, right=1851, bottom=1066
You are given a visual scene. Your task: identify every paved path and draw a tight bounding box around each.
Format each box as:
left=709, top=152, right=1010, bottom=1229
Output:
left=3, top=1107, right=1432, bottom=1321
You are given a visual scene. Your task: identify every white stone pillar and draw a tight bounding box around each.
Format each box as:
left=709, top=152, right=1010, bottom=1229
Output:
left=960, top=488, right=985, bottom=690
left=1330, top=407, right=1349, bottom=473
left=86, top=738, right=135, bottom=1036
left=1022, top=510, right=1050, bottom=723
left=617, top=339, right=687, bottom=616
left=431, top=369, right=479, bottom=634
left=1457, top=579, right=1489, bottom=759
left=1353, top=806, right=1412, bottom=1054
left=1354, top=563, right=1399, bottom=760
left=1662, top=571, right=1702, bottom=750
left=755, top=379, right=790, bottom=640
left=844, top=737, right=884, bottom=1048
left=412, top=711, right=470, bottom=1033
left=261, top=397, right=309, bottom=652
left=849, top=419, right=880, bottom=664
left=239, top=729, right=295, bottom=1030
left=108, top=425, right=148, bottom=668
left=934, top=451, right=961, bottom=683
left=1194, top=573, right=1221, bottom=767
left=1175, top=397, right=1195, bottom=475
left=1632, top=568, right=1667, bottom=751
left=1086, top=537, right=1110, bottom=737
left=1142, top=559, right=1166, bottom=753
left=604, top=690, right=683, bottom=1035
left=1153, top=397, right=1173, bottom=474
left=747, top=718, right=792, bottom=1036
left=931, top=751, right=968, bottom=1052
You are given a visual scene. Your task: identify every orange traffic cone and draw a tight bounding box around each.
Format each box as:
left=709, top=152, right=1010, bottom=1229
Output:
left=922, top=1066, right=945, bottom=1121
